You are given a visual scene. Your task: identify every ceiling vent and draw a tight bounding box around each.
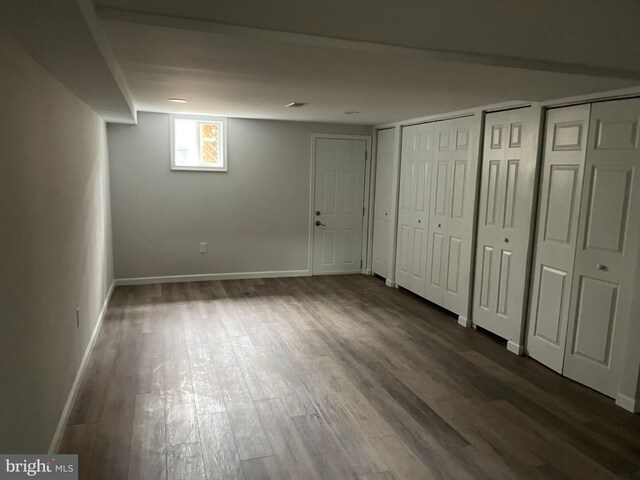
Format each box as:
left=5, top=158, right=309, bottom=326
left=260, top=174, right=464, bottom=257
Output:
left=285, top=102, right=308, bottom=108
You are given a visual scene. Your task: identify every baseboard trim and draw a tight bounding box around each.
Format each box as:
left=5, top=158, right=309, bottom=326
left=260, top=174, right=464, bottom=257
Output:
left=616, top=393, right=638, bottom=413
left=115, top=269, right=311, bottom=286
left=48, top=280, right=116, bottom=454
left=385, top=279, right=395, bottom=288
left=507, top=341, right=525, bottom=356
left=457, top=316, right=472, bottom=328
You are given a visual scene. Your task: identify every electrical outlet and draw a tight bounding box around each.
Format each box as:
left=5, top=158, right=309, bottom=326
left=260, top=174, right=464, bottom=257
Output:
left=199, top=242, right=208, bottom=253
left=76, top=308, right=80, bottom=328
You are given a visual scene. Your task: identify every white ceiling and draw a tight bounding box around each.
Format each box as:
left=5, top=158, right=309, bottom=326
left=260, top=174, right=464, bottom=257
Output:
left=99, top=13, right=637, bottom=125
left=5, top=1, right=640, bottom=125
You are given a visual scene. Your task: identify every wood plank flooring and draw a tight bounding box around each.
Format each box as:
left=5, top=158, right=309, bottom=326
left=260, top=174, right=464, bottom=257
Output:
left=58, top=274, right=640, bottom=479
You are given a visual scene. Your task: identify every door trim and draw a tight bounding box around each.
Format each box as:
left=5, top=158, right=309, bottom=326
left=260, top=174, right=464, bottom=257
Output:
left=309, top=133, right=373, bottom=275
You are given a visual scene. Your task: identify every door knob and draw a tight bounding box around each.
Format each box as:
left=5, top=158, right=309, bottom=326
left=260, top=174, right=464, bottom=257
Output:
left=504, top=238, right=509, bottom=243
left=418, top=219, right=421, bottom=223
left=315, top=220, right=326, bottom=227
left=438, top=224, right=442, bottom=228
left=315, top=210, right=321, bottom=216
left=596, top=264, right=608, bottom=271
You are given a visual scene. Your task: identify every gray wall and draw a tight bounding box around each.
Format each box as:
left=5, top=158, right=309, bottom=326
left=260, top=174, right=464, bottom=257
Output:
left=108, top=112, right=371, bottom=279
left=0, top=34, right=114, bottom=452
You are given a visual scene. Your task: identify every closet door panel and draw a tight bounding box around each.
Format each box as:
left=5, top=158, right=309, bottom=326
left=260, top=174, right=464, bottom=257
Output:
left=425, top=120, right=453, bottom=304
left=563, top=98, right=640, bottom=397
left=473, top=112, right=507, bottom=333
left=443, top=117, right=476, bottom=315
left=473, top=107, right=538, bottom=344
left=394, top=123, right=433, bottom=296
left=372, top=128, right=395, bottom=277
left=526, top=104, right=591, bottom=372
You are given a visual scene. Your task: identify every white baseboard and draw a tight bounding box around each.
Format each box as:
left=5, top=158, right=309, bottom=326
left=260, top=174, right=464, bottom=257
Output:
left=48, top=280, right=116, bottom=454
left=385, top=279, right=395, bottom=288
left=115, top=269, right=311, bottom=286
left=616, top=393, right=639, bottom=413
left=507, top=341, right=525, bottom=356
left=457, top=316, right=472, bottom=328
left=365, top=269, right=372, bottom=275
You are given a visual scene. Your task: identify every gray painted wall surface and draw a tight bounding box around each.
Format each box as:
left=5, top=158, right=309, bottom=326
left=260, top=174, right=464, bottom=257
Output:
left=0, top=33, right=114, bottom=452
left=108, top=112, right=371, bottom=279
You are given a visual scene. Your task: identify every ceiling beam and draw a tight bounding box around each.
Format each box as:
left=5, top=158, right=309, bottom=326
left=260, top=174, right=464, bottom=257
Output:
left=97, top=6, right=640, bottom=82
left=1, top=0, right=137, bottom=123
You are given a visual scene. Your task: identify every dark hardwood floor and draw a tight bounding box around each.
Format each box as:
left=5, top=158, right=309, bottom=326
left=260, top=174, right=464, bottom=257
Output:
left=59, top=274, right=640, bottom=479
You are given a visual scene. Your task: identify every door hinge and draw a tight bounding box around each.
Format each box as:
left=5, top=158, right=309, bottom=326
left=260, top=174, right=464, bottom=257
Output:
left=360, top=260, right=363, bottom=268
left=365, top=150, right=368, bottom=161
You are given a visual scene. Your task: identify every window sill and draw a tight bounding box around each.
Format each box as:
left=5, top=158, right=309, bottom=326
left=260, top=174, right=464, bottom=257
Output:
left=170, top=166, right=228, bottom=172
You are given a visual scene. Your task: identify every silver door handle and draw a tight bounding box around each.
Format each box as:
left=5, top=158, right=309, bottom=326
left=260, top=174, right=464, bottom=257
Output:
left=596, top=264, right=608, bottom=271
left=315, top=220, right=326, bottom=227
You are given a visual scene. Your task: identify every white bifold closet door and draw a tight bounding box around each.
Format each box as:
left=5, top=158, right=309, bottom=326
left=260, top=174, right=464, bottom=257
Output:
left=424, top=116, right=476, bottom=317
left=562, top=98, right=640, bottom=397
left=526, top=104, right=591, bottom=373
left=372, top=128, right=395, bottom=278
left=473, top=108, right=538, bottom=347
left=395, top=123, right=433, bottom=296
left=527, top=98, right=640, bottom=399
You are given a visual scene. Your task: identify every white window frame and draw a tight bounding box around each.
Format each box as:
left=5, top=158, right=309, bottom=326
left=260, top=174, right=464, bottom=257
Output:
left=170, top=114, right=228, bottom=172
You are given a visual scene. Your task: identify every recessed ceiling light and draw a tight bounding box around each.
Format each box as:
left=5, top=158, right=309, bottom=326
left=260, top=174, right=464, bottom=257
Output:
left=285, top=102, right=308, bottom=108
left=343, top=111, right=359, bottom=115
left=168, top=98, right=187, bottom=103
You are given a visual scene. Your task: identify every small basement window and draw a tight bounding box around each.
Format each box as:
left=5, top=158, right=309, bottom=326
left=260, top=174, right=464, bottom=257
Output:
left=170, top=114, right=228, bottom=172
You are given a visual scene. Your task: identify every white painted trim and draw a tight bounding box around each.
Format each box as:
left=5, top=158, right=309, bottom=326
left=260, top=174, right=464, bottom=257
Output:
left=385, top=125, right=402, bottom=287
left=385, top=279, right=396, bottom=288
left=507, top=341, right=525, bottom=356
left=376, top=101, right=529, bottom=129
left=540, top=86, right=640, bottom=109
left=115, top=269, right=310, bottom=286
left=366, top=128, right=378, bottom=273
left=311, top=271, right=361, bottom=276
left=615, top=393, right=638, bottom=413
left=308, top=133, right=373, bottom=275
left=458, top=316, right=472, bottom=328
left=49, top=280, right=116, bottom=454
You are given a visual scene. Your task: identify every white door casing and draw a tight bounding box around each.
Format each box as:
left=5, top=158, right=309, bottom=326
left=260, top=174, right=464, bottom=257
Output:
left=425, top=116, right=476, bottom=317
left=372, top=128, right=395, bottom=278
left=394, top=123, right=434, bottom=296
left=473, top=108, right=539, bottom=348
left=312, top=137, right=367, bottom=274
left=526, top=104, right=591, bottom=373
left=563, top=98, right=640, bottom=397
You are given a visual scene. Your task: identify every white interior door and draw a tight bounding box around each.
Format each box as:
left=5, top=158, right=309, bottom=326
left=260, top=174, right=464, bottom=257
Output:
left=425, top=119, right=453, bottom=305
left=424, top=116, right=476, bottom=317
left=473, top=108, right=538, bottom=346
left=562, top=98, right=640, bottom=397
left=372, top=129, right=395, bottom=278
left=394, top=123, right=434, bottom=296
left=526, top=104, right=591, bottom=372
left=441, top=116, right=475, bottom=316
left=313, top=137, right=367, bottom=274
